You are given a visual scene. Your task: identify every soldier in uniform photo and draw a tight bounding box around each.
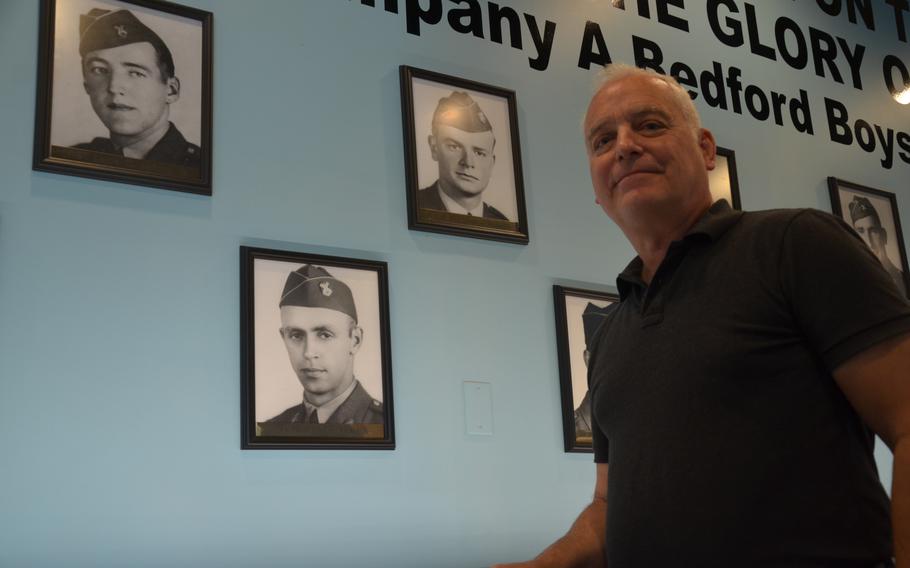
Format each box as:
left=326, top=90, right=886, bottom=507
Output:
left=262, top=264, right=383, bottom=429
left=849, top=196, right=906, bottom=296
left=573, top=302, right=612, bottom=437
left=417, top=91, right=510, bottom=220
left=75, top=8, right=200, bottom=167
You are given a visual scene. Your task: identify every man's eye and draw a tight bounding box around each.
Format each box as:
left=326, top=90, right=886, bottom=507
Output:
left=89, top=66, right=109, bottom=75
left=317, top=331, right=333, bottom=340
left=474, top=150, right=487, bottom=158
left=445, top=142, right=459, bottom=151
left=641, top=121, right=665, bottom=132
left=592, top=135, right=613, bottom=152
left=128, top=70, right=147, bottom=78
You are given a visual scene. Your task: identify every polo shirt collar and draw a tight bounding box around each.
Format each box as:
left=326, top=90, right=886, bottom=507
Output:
left=616, top=199, right=743, bottom=300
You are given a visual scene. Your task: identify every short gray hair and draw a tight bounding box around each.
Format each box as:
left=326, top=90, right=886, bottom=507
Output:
left=589, top=64, right=701, bottom=134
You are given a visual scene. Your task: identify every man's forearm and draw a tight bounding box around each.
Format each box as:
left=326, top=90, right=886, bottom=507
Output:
left=491, top=498, right=607, bottom=568
left=533, top=498, right=607, bottom=568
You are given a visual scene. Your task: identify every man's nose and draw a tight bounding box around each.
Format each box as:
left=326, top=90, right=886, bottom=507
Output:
left=615, top=127, right=643, bottom=161
left=460, top=149, right=475, bottom=167
left=107, top=69, right=128, bottom=95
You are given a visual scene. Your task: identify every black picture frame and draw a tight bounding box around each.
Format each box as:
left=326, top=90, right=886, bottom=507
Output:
left=33, top=0, right=214, bottom=195
left=553, top=285, right=618, bottom=453
left=400, top=65, right=529, bottom=244
left=709, top=146, right=741, bottom=210
left=240, top=246, right=395, bottom=450
left=827, top=177, right=910, bottom=298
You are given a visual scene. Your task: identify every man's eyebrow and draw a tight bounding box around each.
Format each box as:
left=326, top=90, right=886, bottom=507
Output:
left=122, top=61, right=154, bottom=73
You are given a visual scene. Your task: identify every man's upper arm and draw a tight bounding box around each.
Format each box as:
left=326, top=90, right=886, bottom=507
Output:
left=594, top=463, right=608, bottom=503
left=834, top=332, right=910, bottom=449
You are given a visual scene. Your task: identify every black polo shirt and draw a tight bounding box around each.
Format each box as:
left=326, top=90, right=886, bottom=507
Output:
left=589, top=201, right=910, bottom=566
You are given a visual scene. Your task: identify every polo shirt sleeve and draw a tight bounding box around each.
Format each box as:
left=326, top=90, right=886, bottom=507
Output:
left=778, top=209, right=910, bottom=371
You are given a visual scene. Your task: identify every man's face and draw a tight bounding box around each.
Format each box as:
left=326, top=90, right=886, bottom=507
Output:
left=279, top=306, right=362, bottom=402
left=583, top=75, right=715, bottom=227
left=429, top=124, right=496, bottom=198
left=852, top=215, right=887, bottom=252
left=82, top=41, right=177, bottom=137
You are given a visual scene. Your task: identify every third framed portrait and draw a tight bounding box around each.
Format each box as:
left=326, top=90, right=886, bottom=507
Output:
left=400, top=65, right=529, bottom=244
left=240, top=247, right=395, bottom=450
left=828, top=177, right=910, bottom=298
left=553, top=285, right=617, bottom=453
left=708, top=146, right=741, bottom=210
left=33, top=0, right=213, bottom=195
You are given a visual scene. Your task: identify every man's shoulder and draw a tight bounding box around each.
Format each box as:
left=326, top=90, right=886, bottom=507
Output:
left=416, top=182, right=445, bottom=210
left=482, top=202, right=509, bottom=221
left=146, top=123, right=202, bottom=167
left=73, top=137, right=115, bottom=153
left=264, top=402, right=305, bottom=423
left=330, top=381, right=384, bottom=424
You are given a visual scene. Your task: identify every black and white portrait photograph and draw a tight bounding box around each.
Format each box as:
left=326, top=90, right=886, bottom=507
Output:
left=240, top=247, right=395, bottom=450
left=553, top=285, right=617, bottom=453
left=33, top=0, right=213, bottom=194
left=828, top=178, right=910, bottom=298
left=400, top=65, right=529, bottom=244
left=707, top=146, right=741, bottom=210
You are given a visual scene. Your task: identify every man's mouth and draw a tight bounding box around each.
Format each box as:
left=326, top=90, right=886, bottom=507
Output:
left=107, top=103, right=136, bottom=111
left=301, top=368, right=326, bottom=376
left=456, top=172, right=479, bottom=181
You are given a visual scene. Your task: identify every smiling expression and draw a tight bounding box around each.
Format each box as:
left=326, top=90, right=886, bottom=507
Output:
left=82, top=41, right=178, bottom=139
left=584, top=75, right=715, bottom=229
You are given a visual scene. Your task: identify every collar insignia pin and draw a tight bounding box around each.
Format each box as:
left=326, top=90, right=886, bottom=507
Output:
left=319, top=281, right=333, bottom=297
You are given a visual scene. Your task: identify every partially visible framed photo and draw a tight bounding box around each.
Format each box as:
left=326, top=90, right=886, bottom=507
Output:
left=33, top=0, right=213, bottom=195
left=400, top=65, right=529, bottom=244
left=828, top=177, right=910, bottom=298
left=553, top=285, right=618, bottom=453
left=241, top=247, right=395, bottom=450
left=708, top=146, right=741, bottom=210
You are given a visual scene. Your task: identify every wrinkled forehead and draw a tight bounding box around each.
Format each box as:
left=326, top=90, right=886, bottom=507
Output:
left=434, top=123, right=496, bottom=150
left=279, top=305, right=354, bottom=329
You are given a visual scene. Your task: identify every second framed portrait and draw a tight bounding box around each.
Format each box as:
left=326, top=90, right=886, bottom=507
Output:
left=828, top=177, right=909, bottom=298
left=33, top=0, right=213, bottom=195
left=553, top=285, right=618, bottom=453
left=240, top=247, right=395, bottom=450
left=400, top=65, right=529, bottom=244
left=708, top=146, right=741, bottom=210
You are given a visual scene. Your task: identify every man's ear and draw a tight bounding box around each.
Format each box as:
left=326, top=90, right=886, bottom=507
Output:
left=699, top=128, right=717, bottom=171
left=165, top=76, right=181, bottom=104
left=427, top=134, right=439, bottom=161
left=350, top=326, right=363, bottom=355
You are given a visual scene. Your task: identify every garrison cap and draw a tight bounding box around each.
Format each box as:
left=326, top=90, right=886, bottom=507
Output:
left=280, top=265, right=358, bottom=323
left=79, top=9, right=175, bottom=78
left=848, top=196, right=881, bottom=227
left=432, top=91, right=492, bottom=133
left=582, top=302, right=611, bottom=349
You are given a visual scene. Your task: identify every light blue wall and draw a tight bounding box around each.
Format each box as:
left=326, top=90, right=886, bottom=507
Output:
left=1, top=1, right=908, bottom=566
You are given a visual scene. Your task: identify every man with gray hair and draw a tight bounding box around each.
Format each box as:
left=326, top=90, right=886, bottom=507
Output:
left=495, top=64, right=910, bottom=567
